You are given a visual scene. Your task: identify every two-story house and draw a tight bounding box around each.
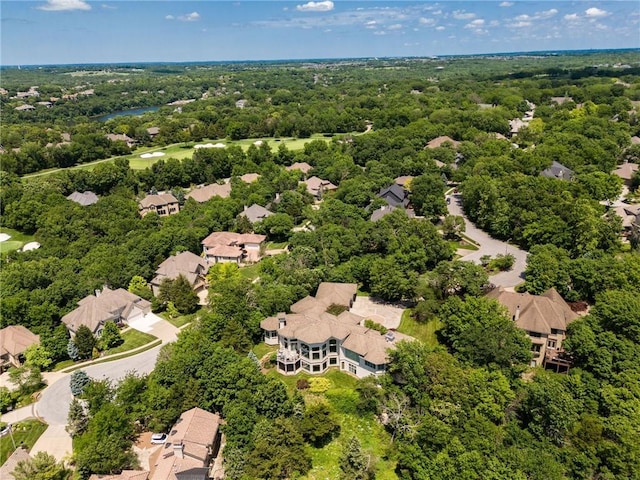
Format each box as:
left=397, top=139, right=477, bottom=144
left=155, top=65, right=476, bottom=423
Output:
left=139, top=193, right=180, bottom=217
left=486, top=287, right=578, bottom=371
left=0, top=325, right=40, bottom=372
left=62, top=287, right=151, bottom=336
left=201, top=232, right=266, bottom=265
left=151, top=407, right=222, bottom=480
left=150, top=251, right=209, bottom=299
left=260, top=283, right=408, bottom=378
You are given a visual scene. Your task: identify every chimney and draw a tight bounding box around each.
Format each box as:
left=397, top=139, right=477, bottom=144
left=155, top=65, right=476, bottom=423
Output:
left=243, top=205, right=248, bottom=212
left=278, top=312, right=286, bottom=329
left=514, top=305, right=520, bottom=322
left=173, top=442, right=184, bottom=458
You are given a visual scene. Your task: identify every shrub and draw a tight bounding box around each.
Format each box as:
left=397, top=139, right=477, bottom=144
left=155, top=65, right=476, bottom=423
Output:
left=489, top=253, right=515, bottom=271
left=308, top=377, right=332, bottom=394
left=70, top=370, right=90, bottom=397
left=364, top=319, right=388, bottom=334
left=296, top=379, right=310, bottom=390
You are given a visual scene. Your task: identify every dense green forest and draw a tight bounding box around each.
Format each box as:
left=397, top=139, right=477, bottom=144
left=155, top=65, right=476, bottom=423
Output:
left=1, top=52, right=640, bottom=479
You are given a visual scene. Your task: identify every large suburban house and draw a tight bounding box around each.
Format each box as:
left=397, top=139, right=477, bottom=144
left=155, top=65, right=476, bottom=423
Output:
left=486, top=287, right=578, bottom=371
left=425, top=135, right=460, bottom=149
left=105, top=133, right=136, bottom=148
left=67, top=191, right=99, bottom=206
left=378, top=184, right=410, bottom=208
left=139, top=193, right=180, bottom=217
left=90, top=471, right=149, bottom=480
left=612, top=162, right=639, bottom=187
left=541, top=161, right=574, bottom=181
left=62, top=287, right=151, bottom=336
left=286, top=162, right=313, bottom=176
left=201, top=232, right=266, bottom=265
left=303, top=176, right=337, bottom=200
left=151, top=252, right=209, bottom=297
left=260, top=282, right=407, bottom=378
left=151, top=407, right=222, bottom=480
left=185, top=183, right=231, bottom=203
left=239, top=204, right=273, bottom=225
left=609, top=204, right=640, bottom=236
left=0, top=325, right=40, bottom=371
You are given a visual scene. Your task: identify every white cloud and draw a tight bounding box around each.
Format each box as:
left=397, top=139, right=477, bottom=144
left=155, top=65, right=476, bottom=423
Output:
left=419, top=17, right=435, bottom=26
left=510, top=21, right=532, bottom=28
left=585, top=7, right=608, bottom=18
left=296, top=1, right=334, bottom=12
left=178, top=11, right=200, bottom=21
left=366, top=20, right=376, bottom=25
left=101, top=4, right=117, bottom=9
left=37, top=0, right=90, bottom=11
left=464, top=18, right=485, bottom=28
left=165, top=14, right=174, bottom=20
left=539, top=8, right=558, bottom=18
left=500, top=1, right=513, bottom=6
left=435, top=25, right=445, bottom=31
left=595, top=23, right=608, bottom=30
left=452, top=10, right=476, bottom=20
left=564, top=13, right=580, bottom=21
left=388, top=23, right=403, bottom=30
left=373, top=30, right=386, bottom=35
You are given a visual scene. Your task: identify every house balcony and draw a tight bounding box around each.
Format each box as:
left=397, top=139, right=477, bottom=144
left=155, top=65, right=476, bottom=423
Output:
left=544, top=348, right=572, bottom=373
left=277, top=349, right=300, bottom=374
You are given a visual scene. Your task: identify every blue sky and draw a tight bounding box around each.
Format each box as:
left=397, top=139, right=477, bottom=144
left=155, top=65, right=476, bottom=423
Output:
left=1, top=1, right=639, bottom=65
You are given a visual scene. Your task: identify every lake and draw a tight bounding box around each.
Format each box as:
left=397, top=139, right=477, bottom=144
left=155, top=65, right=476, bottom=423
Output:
left=97, top=106, right=160, bottom=121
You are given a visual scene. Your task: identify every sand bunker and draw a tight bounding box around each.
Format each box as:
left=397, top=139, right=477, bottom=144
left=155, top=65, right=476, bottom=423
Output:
left=194, top=143, right=225, bottom=149
left=254, top=140, right=263, bottom=146
left=140, top=152, right=165, bottom=158
left=0, top=233, right=11, bottom=242
left=22, top=242, right=41, bottom=251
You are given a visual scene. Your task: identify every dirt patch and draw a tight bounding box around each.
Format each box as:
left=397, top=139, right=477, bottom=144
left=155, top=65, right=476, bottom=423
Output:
left=135, top=431, right=154, bottom=449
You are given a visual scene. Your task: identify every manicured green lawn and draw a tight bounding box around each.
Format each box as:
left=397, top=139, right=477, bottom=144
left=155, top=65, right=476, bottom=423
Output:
left=238, top=263, right=261, bottom=281
left=0, top=228, right=35, bottom=254
left=397, top=310, right=442, bottom=348
left=252, top=343, right=278, bottom=360
left=264, top=241, right=288, bottom=250
left=103, top=329, right=157, bottom=356
left=0, top=419, right=48, bottom=465
left=158, top=311, right=197, bottom=328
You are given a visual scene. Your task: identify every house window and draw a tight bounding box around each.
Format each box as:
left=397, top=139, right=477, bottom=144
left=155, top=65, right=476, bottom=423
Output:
left=312, top=364, right=321, bottom=373
left=329, top=339, right=337, bottom=353
left=343, top=349, right=360, bottom=362
left=531, top=344, right=541, bottom=353
left=364, top=360, right=376, bottom=369
left=329, top=357, right=337, bottom=366
left=547, top=340, right=556, bottom=349
left=322, top=361, right=327, bottom=370
left=312, top=346, right=321, bottom=360
left=302, top=362, right=310, bottom=371
left=348, top=364, right=357, bottom=375
left=301, top=344, right=309, bottom=358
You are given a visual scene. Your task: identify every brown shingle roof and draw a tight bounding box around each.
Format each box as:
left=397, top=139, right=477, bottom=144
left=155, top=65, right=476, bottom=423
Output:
left=486, top=287, right=577, bottom=335
left=425, top=136, right=460, bottom=149
left=90, top=471, right=149, bottom=480
left=67, top=191, right=99, bottom=206
left=612, top=162, right=639, bottom=181
left=139, top=193, right=178, bottom=209
left=152, top=251, right=208, bottom=287
left=201, top=232, right=266, bottom=248
left=0, top=325, right=40, bottom=357
left=185, top=183, right=231, bottom=202
left=304, top=176, right=337, bottom=196
left=239, top=173, right=260, bottom=183
left=286, top=162, right=313, bottom=174
left=315, top=282, right=357, bottom=307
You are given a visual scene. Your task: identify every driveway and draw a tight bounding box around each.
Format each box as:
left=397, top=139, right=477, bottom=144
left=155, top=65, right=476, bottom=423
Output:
left=25, top=315, right=178, bottom=461
left=350, top=296, right=405, bottom=329
left=447, top=194, right=527, bottom=287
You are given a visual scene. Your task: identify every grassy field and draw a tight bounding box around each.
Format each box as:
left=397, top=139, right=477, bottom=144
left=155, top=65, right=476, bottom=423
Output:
left=24, top=134, right=336, bottom=178
left=0, top=419, right=48, bottom=465
left=238, top=263, right=261, bottom=281
left=0, top=228, right=35, bottom=254
left=265, top=369, right=397, bottom=479
left=397, top=309, right=442, bottom=348
left=103, top=328, right=158, bottom=356
left=252, top=343, right=278, bottom=360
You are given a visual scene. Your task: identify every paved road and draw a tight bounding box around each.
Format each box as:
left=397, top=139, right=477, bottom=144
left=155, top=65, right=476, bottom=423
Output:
left=447, top=194, right=528, bottom=287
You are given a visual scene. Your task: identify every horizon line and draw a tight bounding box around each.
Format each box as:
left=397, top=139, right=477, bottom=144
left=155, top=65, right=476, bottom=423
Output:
left=2, top=47, right=639, bottom=69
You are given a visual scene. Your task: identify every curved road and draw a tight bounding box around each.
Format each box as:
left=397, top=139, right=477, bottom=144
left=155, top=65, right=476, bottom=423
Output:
left=447, top=193, right=527, bottom=287
left=36, top=345, right=163, bottom=426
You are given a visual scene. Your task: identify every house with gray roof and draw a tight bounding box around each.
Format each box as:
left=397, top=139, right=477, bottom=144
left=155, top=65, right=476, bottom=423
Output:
left=540, top=161, right=574, bottom=181
left=378, top=184, right=409, bottom=208
left=240, top=204, right=273, bottom=224
left=67, top=191, right=99, bottom=206
left=62, top=287, right=151, bottom=336
left=261, top=282, right=409, bottom=378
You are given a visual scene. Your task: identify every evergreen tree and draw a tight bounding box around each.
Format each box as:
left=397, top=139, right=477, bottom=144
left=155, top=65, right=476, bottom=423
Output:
left=100, top=321, right=123, bottom=350
left=67, top=339, right=79, bottom=361
left=74, top=325, right=96, bottom=360
left=70, top=370, right=91, bottom=397
left=67, top=398, right=89, bottom=437
left=340, top=436, right=373, bottom=480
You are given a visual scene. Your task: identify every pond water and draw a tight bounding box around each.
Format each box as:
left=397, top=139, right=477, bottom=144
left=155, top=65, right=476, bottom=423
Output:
left=97, top=106, right=160, bottom=121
